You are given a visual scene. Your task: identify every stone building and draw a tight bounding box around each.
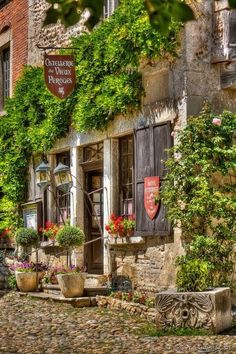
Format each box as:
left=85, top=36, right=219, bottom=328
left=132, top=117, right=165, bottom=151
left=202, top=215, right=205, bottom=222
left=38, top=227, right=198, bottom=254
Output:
left=23, top=0, right=236, bottom=293
left=0, top=0, right=28, bottom=112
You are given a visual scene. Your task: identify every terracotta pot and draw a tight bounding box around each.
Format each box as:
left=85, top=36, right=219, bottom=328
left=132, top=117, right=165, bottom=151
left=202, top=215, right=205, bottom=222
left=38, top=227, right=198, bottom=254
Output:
left=57, top=272, right=87, bottom=298
left=15, top=271, right=38, bottom=292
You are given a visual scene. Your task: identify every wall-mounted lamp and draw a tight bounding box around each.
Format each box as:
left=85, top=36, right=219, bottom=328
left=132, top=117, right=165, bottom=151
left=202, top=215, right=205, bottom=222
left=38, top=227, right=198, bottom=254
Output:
left=53, top=162, right=73, bottom=193
left=35, top=161, right=51, bottom=190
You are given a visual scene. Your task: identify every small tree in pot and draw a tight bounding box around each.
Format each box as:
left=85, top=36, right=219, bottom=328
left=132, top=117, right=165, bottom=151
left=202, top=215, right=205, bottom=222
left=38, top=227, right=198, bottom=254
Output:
left=14, top=228, right=40, bottom=292
left=15, top=227, right=39, bottom=259
left=56, top=225, right=86, bottom=298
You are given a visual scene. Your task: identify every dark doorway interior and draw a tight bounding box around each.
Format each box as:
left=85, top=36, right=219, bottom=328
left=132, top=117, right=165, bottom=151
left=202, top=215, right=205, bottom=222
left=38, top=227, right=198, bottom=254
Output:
left=84, top=170, right=103, bottom=274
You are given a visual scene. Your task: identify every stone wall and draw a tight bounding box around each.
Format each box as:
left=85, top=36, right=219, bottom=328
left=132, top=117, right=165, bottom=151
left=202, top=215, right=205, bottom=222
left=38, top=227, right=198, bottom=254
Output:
left=28, top=0, right=86, bottom=66
left=26, top=0, right=236, bottom=292
left=0, top=0, right=28, bottom=91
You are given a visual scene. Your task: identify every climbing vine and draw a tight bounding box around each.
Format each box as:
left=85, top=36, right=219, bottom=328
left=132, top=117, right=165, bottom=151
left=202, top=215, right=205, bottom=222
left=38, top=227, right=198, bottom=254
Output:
left=0, top=0, right=181, bottom=230
left=161, top=107, right=236, bottom=289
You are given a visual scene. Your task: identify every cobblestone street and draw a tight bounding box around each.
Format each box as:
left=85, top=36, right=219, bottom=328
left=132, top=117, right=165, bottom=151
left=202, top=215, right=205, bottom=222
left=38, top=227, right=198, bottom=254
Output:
left=0, top=292, right=236, bottom=354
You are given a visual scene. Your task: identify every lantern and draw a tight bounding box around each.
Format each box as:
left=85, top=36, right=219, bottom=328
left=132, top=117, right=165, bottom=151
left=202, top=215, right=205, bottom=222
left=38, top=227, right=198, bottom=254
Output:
left=35, top=161, right=51, bottom=190
left=53, top=162, right=72, bottom=193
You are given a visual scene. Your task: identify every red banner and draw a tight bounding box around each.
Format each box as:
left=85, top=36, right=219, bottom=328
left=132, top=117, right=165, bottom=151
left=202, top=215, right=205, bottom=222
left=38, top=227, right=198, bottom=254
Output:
left=144, top=176, right=160, bottom=220
left=44, top=54, right=76, bottom=99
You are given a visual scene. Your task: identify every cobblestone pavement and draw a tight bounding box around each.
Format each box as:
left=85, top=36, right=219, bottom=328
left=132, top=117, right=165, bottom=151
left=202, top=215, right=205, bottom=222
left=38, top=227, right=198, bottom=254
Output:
left=1, top=292, right=236, bottom=354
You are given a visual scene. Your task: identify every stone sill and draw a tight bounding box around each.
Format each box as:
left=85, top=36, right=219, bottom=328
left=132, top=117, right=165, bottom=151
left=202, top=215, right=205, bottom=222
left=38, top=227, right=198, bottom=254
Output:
left=107, top=236, right=145, bottom=246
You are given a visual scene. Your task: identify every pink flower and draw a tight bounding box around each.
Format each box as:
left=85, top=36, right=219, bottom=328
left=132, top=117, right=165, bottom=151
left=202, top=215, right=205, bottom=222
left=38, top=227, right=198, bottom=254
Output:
left=212, top=118, right=221, bottom=126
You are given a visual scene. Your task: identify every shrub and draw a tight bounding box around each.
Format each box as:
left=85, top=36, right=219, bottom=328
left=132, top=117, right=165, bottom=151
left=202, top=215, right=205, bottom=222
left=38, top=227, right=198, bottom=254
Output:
left=7, top=275, right=17, bottom=290
left=56, top=226, right=85, bottom=248
left=176, top=258, right=213, bottom=292
left=15, top=227, right=39, bottom=246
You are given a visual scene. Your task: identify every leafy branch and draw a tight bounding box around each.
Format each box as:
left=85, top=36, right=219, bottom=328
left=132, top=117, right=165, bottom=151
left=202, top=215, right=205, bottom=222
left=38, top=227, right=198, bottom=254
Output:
left=44, top=0, right=236, bottom=35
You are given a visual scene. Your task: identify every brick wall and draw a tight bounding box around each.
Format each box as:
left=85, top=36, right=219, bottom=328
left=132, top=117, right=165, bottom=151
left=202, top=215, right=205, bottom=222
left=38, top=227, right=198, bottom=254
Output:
left=0, top=0, right=28, bottom=89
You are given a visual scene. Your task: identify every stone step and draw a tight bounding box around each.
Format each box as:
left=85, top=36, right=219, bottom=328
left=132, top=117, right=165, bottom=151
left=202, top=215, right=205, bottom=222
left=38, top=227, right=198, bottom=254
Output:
left=85, top=274, right=108, bottom=288
left=42, top=283, right=108, bottom=296
left=19, top=291, right=97, bottom=307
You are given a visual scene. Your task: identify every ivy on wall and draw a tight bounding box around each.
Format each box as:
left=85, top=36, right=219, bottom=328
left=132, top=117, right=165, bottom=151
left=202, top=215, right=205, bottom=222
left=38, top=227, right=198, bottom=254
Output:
left=0, top=0, right=180, bottom=229
left=161, top=107, right=236, bottom=288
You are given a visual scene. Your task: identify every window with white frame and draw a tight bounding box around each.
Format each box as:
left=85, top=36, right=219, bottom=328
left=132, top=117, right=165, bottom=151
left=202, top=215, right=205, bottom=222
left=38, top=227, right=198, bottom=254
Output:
left=56, top=151, right=71, bottom=224
left=103, top=0, right=119, bottom=19
left=119, top=135, right=134, bottom=218
left=0, top=27, right=11, bottom=111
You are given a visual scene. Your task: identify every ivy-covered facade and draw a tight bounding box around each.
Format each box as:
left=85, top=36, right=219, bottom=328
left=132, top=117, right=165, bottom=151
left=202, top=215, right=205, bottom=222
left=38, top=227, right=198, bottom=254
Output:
left=1, top=0, right=236, bottom=293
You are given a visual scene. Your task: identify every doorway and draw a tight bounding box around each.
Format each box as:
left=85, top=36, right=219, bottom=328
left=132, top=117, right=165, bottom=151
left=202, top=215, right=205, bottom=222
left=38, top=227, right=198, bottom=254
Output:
left=84, top=170, right=103, bottom=274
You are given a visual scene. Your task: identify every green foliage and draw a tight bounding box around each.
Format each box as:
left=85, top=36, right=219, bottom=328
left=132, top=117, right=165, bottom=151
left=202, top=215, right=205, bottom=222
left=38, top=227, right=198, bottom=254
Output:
left=162, top=108, right=236, bottom=238
left=56, top=226, right=85, bottom=248
left=176, top=258, right=212, bottom=292
left=135, top=323, right=212, bottom=337
left=145, top=0, right=194, bottom=35
left=183, top=235, right=234, bottom=288
left=161, top=107, right=236, bottom=289
left=15, top=227, right=39, bottom=246
left=71, top=0, right=180, bottom=131
left=0, top=0, right=180, bottom=228
left=7, top=274, right=17, bottom=290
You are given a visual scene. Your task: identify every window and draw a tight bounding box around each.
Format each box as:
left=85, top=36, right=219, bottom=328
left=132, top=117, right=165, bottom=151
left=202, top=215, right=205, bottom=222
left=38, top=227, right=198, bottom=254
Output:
left=119, top=136, right=133, bottom=217
left=56, top=152, right=70, bottom=224
left=0, top=44, right=10, bottom=109
left=2, top=46, right=10, bottom=103
left=134, top=122, right=172, bottom=236
left=103, top=0, right=119, bottom=19
left=84, top=143, right=103, bottom=163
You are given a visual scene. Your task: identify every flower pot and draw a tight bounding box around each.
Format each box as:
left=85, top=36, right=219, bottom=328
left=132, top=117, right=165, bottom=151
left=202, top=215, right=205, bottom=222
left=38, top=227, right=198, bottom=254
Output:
left=15, top=271, right=38, bottom=292
left=57, top=272, right=87, bottom=298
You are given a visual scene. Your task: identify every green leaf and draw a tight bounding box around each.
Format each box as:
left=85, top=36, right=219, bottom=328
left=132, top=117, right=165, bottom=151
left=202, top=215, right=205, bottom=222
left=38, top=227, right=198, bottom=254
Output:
left=228, top=0, right=236, bottom=9
left=43, top=8, right=60, bottom=26
left=172, top=2, right=195, bottom=22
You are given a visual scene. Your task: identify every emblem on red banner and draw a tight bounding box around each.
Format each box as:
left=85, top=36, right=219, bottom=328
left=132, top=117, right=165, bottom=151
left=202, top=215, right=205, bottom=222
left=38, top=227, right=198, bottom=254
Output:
left=44, top=54, right=76, bottom=99
left=144, top=176, right=160, bottom=220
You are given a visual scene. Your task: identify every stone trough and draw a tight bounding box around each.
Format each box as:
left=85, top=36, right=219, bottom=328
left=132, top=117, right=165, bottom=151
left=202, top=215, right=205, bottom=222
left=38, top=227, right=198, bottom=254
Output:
left=156, top=288, right=232, bottom=334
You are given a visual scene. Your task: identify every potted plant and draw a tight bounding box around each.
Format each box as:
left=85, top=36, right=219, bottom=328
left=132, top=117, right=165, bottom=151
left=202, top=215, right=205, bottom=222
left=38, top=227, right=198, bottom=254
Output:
left=105, top=214, right=135, bottom=238
left=15, top=227, right=39, bottom=255
left=55, top=225, right=86, bottom=297
left=56, top=266, right=87, bottom=298
left=11, top=261, right=47, bottom=292
left=40, top=221, right=60, bottom=242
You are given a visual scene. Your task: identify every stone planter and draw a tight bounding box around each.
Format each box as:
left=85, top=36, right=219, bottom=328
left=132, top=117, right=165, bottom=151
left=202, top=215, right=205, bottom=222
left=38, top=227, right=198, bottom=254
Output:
left=156, top=288, right=232, bottom=334
left=57, top=272, right=87, bottom=298
left=15, top=271, right=38, bottom=292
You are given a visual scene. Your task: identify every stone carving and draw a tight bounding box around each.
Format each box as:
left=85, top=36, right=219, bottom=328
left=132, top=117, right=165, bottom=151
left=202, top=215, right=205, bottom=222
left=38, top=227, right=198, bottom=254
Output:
left=156, top=293, right=214, bottom=329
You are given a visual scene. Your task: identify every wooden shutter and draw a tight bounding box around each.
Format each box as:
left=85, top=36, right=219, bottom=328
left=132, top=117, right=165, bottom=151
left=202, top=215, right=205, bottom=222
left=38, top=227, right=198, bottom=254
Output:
left=134, top=122, right=172, bottom=236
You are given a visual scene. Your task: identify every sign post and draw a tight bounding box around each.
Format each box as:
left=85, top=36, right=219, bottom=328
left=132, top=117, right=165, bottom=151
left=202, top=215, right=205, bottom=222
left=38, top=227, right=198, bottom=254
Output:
left=144, top=176, right=160, bottom=220
left=44, top=54, right=76, bottom=99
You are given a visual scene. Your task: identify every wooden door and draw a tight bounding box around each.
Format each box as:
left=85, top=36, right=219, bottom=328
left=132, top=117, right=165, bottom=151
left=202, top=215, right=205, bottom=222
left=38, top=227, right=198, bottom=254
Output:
left=84, top=171, right=103, bottom=274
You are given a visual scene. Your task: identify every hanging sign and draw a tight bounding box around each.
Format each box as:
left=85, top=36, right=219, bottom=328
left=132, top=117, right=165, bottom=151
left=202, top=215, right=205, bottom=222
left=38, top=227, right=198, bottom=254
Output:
left=44, top=54, right=76, bottom=99
left=144, top=176, right=160, bottom=220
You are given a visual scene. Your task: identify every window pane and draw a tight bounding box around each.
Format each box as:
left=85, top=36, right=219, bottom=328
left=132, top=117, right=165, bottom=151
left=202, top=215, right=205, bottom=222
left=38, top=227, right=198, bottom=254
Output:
left=3, top=47, right=10, bottom=104
left=120, top=135, right=134, bottom=217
